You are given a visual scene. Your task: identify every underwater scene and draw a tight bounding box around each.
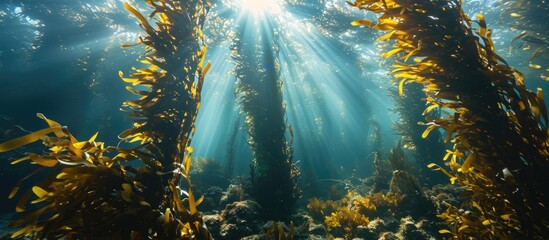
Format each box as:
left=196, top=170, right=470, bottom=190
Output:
left=0, top=0, right=548, bottom=239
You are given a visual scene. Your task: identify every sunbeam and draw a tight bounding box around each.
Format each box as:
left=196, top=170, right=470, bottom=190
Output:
left=2, top=0, right=549, bottom=238
left=241, top=0, right=280, bottom=13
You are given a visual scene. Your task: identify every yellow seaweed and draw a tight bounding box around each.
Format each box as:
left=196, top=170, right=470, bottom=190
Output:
left=1, top=0, right=213, bottom=238
left=123, top=2, right=155, bottom=33
left=0, top=127, right=63, bottom=152
left=349, top=0, right=549, bottom=238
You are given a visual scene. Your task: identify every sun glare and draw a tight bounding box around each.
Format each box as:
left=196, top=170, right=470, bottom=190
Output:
left=240, top=0, right=281, bottom=15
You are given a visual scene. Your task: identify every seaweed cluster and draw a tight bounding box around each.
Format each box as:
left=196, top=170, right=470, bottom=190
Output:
left=307, top=191, right=401, bottom=238
left=0, top=0, right=213, bottom=238
left=230, top=17, right=299, bottom=219
left=349, top=0, right=549, bottom=238
left=264, top=221, right=295, bottom=240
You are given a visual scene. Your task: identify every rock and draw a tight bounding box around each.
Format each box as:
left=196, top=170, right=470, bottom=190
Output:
left=368, top=218, right=386, bottom=235
left=240, top=234, right=263, bottom=240
left=355, top=226, right=373, bottom=239
left=399, top=216, right=417, bottom=233
left=390, top=171, right=423, bottom=197
left=398, top=216, right=435, bottom=240
left=200, top=186, right=224, bottom=212
left=308, top=222, right=327, bottom=236
left=262, top=220, right=275, bottom=231
left=353, top=217, right=388, bottom=239
left=383, top=218, right=400, bottom=232
left=221, top=200, right=262, bottom=223
left=308, top=235, right=327, bottom=240
left=219, top=200, right=262, bottom=239
left=220, top=184, right=249, bottom=206
left=415, top=219, right=433, bottom=230
left=290, top=212, right=309, bottom=229
left=219, top=223, right=239, bottom=239
left=291, top=212, right=312, bottom=238
left=203, top=214, right=221, bottom=239
left=379, top=232, right=400, bottom=240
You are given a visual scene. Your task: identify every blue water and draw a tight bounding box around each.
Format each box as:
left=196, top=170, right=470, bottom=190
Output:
left=0, top=0, right=547, bottom=236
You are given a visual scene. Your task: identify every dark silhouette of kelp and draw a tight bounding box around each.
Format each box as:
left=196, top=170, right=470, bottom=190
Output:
left=230, top=19, right=300, bottom=220
left=391, top=83, right=447, bottom=184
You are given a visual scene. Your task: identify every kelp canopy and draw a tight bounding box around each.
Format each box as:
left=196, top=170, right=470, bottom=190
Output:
left=0, top=0, right=212, bottom=239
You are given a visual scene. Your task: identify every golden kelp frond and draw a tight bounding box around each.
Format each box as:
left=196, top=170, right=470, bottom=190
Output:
left=307, top=197, right=340, bottom=220
left=264, top=221, right=295, bottom=240
left=119, top=0, right=211, bottom=176
left=349, top=0, right=549, bottom=238
left=324, top=207, right=370, bottom=238
left=4, top=115, right=149, bottom=239
left=1, top=0, right=213, bottom=239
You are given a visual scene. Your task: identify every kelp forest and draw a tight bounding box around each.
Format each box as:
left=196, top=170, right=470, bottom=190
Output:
left=0, top=0, right=547, bottom=239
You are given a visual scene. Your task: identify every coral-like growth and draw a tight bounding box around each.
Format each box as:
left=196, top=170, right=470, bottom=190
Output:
left=349, top=0, right=549, bottom=238
left=0, top=0, right=213, bottom=238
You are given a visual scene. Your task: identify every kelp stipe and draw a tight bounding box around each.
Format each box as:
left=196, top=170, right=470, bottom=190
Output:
left=391, top=83, right=447, bottom=185
left=230, top=19, right=300, bottom=219
left=371, top=151, right=391, bottom=192
left=0, top=0, right=213, bottom=238
left=349, top=0, right=549, bottom=238
left=118, top=0, right=212, bottom=238
left=366, top=117, right=383, bottom=153
left=118, top=0, right=211, bottom=207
